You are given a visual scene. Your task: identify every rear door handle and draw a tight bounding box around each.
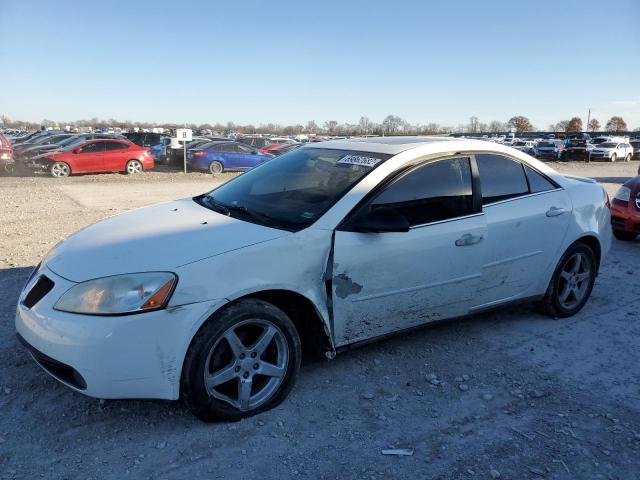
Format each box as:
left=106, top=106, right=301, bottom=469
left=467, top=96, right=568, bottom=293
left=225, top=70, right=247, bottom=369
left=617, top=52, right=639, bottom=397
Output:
left=455, top=233, right=483, bottom=246
left=546, top=206, right=567, bottom=217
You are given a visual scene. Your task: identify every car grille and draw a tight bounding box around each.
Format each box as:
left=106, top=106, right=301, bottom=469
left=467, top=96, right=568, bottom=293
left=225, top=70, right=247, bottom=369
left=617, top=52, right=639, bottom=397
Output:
left=23, top=275, right=54, bottom=309
left=17, top=334, right=87, bottom=390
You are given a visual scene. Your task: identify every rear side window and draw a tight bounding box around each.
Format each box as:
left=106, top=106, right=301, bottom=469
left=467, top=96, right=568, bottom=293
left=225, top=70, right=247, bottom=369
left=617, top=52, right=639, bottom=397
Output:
left=524, top=165, right=556, bottom=193
left=476, top=154, right=528, bottom=204
left=105, top=142, right=129, bottom=151
left=370, top=157, right=474, bottom=227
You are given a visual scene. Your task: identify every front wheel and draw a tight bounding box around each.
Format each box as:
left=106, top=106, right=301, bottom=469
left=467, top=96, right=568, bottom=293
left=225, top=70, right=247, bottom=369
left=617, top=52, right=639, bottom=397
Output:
left=125, top=159, right=143, bottom=174
left=625, top=154, right=631, bottom=162
left=542, top=242, right=597, bottom=318
left=209, top=160, right=224, bottom=175
left=181, top=299, right=301, bottom=422
left=50, top=162, right=71, bottom=178
left=610, top=153, right=617, bottom=162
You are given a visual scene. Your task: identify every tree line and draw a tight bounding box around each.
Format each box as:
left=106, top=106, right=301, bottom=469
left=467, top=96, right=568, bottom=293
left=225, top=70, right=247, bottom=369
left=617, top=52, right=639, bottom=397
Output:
left=0, top=114, right=635, bottom=135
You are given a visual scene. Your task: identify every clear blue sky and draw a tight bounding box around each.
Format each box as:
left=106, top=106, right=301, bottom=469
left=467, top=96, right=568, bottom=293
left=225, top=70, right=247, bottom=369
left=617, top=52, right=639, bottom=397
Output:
left=1, top=0, right=639, bottom=129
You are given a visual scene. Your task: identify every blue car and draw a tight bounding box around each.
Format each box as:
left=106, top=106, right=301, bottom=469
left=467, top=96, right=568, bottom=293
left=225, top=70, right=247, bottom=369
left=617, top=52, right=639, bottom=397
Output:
left=187, top=141, right=274, bottom=174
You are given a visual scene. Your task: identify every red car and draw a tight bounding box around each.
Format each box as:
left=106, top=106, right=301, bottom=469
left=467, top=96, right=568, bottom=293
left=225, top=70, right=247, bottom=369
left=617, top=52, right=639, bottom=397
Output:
left=611, top=175, right=640, bottom=241
left=0, top=132, right=14, bottom=174
left=259, top=143, right=285, bottom=154
left=40, top=139, right=153, bottom=177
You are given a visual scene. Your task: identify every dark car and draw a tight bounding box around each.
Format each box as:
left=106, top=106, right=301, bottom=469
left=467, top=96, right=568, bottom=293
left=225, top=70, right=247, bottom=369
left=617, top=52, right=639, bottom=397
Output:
left=124, top=132, right=165, bottom=148
left=0, top=132, right=14, bottom=174
left=631, top=140, right=640, bottom=160
left=564, top=134, right=591, bottom=161
left=236, top=136, right=273, bottom=149
left=14, top=133, right=78, bottom=159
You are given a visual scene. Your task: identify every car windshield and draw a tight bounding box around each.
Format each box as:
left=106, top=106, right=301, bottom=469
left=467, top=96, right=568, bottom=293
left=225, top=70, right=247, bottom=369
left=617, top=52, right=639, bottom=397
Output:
left=591, top=138, right=607, bottom=144
left=538, top=142, right=555, bottom=148
left=599, top=142, right=617, bottom=148
left=196, top=147, right=392, bottom=231
left=513, top=142, right=526, bottom=146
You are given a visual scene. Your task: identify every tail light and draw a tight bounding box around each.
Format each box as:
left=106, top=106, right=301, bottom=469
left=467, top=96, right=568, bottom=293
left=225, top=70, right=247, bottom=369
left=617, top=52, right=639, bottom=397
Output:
left=193, top=151, right=207, bottom=158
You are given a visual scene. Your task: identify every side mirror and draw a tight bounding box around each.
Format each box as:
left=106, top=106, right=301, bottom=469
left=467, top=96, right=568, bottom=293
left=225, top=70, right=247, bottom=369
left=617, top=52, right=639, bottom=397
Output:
left=348, top=207, right=410, bottom=233
left=73, top=147, right=81, bottom=154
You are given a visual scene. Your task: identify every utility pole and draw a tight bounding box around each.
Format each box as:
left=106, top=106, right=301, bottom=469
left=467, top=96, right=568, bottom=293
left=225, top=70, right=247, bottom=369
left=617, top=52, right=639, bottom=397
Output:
left=586, top=108, right=591, bottom=133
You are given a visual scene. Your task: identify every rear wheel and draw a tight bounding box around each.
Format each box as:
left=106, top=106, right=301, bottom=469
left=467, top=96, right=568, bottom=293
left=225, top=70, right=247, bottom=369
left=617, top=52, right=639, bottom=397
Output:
left=542, top=242, right=597, bottom=318
left=125, top=159, right=143, bottom=174
left=50, top=162, right=71, bottom=178
left=610, top=153, right=617, bottom=162
left=181, top=299, right=301, bottom=422
left=613, top=230, right=637, bottom=241
left=209, top=160, right=223, bottom=175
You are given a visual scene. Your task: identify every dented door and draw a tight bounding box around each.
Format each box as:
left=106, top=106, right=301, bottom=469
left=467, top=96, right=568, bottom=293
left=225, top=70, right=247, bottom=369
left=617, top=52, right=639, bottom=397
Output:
left=331, top=214, right=487, bottom=347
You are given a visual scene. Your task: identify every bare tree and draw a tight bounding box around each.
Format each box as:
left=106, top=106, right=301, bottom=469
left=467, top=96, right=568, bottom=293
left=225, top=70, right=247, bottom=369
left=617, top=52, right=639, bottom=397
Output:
left=507, top=116, right=534, bottom=132
left=488, top=121, right=506, bottom=133
left=358, top=116, right=371, bottom=135
left=587, top=118, right=600, bottom=132
left=605, top=116, right=627, bottom=132
left=566, top=117, right=583, bottom=132
left=469, top=116, right=479, bottom=133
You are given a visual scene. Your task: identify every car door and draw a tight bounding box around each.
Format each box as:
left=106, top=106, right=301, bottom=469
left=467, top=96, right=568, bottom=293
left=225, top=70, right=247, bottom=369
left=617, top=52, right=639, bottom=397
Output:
left=235, top=143, right=263, bottom=168
left=471, top=153, right=572, bottom=310
left=73, top=141, right=106, bottom=173
left=331, top=156, right=487, bottom=347
left=103, top=141, right=130, bottom=171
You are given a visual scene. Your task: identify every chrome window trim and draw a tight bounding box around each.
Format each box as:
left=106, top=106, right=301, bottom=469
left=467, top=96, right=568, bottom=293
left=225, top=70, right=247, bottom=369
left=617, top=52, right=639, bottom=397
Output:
left=410, top=212, right=485, bottom=230
left=482, top=188, right=564, bottom=208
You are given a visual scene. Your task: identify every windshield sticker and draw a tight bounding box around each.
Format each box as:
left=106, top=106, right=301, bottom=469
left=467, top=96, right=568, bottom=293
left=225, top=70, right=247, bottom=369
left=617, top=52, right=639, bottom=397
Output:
left=301, top=212, right=315, bottom=219
left=337, top=155, right=383, bottom=167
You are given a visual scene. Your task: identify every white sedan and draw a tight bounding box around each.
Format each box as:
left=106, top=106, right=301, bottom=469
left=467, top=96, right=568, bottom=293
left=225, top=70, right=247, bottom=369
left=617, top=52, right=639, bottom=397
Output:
left=16, top=137, right=612, bottom=421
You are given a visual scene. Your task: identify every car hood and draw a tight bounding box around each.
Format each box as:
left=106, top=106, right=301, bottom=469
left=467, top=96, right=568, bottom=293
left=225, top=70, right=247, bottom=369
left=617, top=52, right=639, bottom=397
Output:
left=45, top=197, right=288, bottom=282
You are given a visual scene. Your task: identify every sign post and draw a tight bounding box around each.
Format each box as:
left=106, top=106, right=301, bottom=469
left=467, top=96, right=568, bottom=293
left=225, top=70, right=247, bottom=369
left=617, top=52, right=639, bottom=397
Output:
left=176, top=128, right=192, bottom=174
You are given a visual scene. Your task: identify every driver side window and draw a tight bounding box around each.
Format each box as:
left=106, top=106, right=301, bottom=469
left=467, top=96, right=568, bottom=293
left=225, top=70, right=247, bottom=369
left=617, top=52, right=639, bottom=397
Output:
left=80, top=142, right=103, bottom=153
left=369, top=157, right=475, bottom=227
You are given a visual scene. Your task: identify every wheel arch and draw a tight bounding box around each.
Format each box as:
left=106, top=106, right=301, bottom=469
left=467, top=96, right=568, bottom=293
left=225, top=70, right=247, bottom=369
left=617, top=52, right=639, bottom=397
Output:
left=573, top=234, right=602, bottom=273
left=225, top=289, right=334, bottom=362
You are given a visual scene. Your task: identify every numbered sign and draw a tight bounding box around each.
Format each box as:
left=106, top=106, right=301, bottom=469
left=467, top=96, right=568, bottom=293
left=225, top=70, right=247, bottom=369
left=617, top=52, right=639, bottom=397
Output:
left=176, top=128, right=192, bottom=142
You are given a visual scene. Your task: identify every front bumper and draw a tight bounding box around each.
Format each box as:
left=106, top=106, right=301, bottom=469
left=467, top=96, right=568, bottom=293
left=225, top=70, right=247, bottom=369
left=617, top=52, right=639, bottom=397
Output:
left=611, top=204, right=640, bottom=234
left=15, top=265, right=225, bottom=400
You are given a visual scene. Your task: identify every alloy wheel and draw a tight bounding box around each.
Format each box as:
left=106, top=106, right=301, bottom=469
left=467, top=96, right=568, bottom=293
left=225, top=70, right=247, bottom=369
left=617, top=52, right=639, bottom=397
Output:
left=558, top=252, right=592, bottom=310
left=203, top=319, right=289, bottom=411
left=51, top=162, right=70, bottom=177
left=126, top=160, right=142, bottom=174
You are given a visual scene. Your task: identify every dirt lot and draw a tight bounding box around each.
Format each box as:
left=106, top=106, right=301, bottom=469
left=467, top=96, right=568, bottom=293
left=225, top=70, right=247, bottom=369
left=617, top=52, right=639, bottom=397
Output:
left=0, top=161, right=639, bottom=480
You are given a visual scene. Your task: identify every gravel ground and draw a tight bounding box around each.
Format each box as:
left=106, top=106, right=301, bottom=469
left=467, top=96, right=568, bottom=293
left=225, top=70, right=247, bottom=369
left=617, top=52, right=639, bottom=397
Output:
left=0, top=161, right=639, bottom=480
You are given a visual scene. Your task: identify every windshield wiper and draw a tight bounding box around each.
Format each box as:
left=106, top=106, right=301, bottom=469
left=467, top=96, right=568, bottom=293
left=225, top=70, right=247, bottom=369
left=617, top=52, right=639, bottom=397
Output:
left=222, top=203, right=280, bottom=228
left=199, top=195, right=230, bottom=215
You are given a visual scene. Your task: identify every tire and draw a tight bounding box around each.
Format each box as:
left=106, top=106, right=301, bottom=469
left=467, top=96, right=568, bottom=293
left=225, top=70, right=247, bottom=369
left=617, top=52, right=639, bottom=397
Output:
left=181, top=299, right=301, bottom=422
left=209, top=160, right=224, bottom=175
left=610, top=153, right=617, bottom=162
left=625, top=154, right=631, bottom=162
left=613, top=230, right=637, bottom=241
left=50, top=161, right=71, bottom=178
left=125, top=159, right=143, bottom=174
left=542, top=242, right=597, bottom=318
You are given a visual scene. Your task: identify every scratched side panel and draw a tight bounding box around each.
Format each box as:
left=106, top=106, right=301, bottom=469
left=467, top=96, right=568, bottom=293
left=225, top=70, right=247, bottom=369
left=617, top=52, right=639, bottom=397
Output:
left=331, top=215, right=487, bottom=347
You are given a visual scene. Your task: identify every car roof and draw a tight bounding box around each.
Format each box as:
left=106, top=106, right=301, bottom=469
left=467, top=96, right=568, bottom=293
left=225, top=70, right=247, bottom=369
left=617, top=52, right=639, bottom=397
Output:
left=309, top=136, right=458, bottom=154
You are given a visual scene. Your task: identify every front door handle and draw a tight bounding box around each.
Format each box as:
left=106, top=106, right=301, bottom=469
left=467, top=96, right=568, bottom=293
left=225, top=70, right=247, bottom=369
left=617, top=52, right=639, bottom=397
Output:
left=546, top=206, right=567, bottom=217
left=455, top=233, right=483, bottom=247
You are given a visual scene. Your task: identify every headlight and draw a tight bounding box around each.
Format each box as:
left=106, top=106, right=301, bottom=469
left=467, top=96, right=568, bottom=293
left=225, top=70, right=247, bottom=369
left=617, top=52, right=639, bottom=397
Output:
left=54, top=272, right=177, bottom=315
left=614, top=186, right=631, bottom=202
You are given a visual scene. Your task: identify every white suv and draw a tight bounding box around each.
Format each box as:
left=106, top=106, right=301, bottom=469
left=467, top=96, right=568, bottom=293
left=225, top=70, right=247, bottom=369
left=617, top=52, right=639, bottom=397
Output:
left=588, top=142, right=634, bottom=162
